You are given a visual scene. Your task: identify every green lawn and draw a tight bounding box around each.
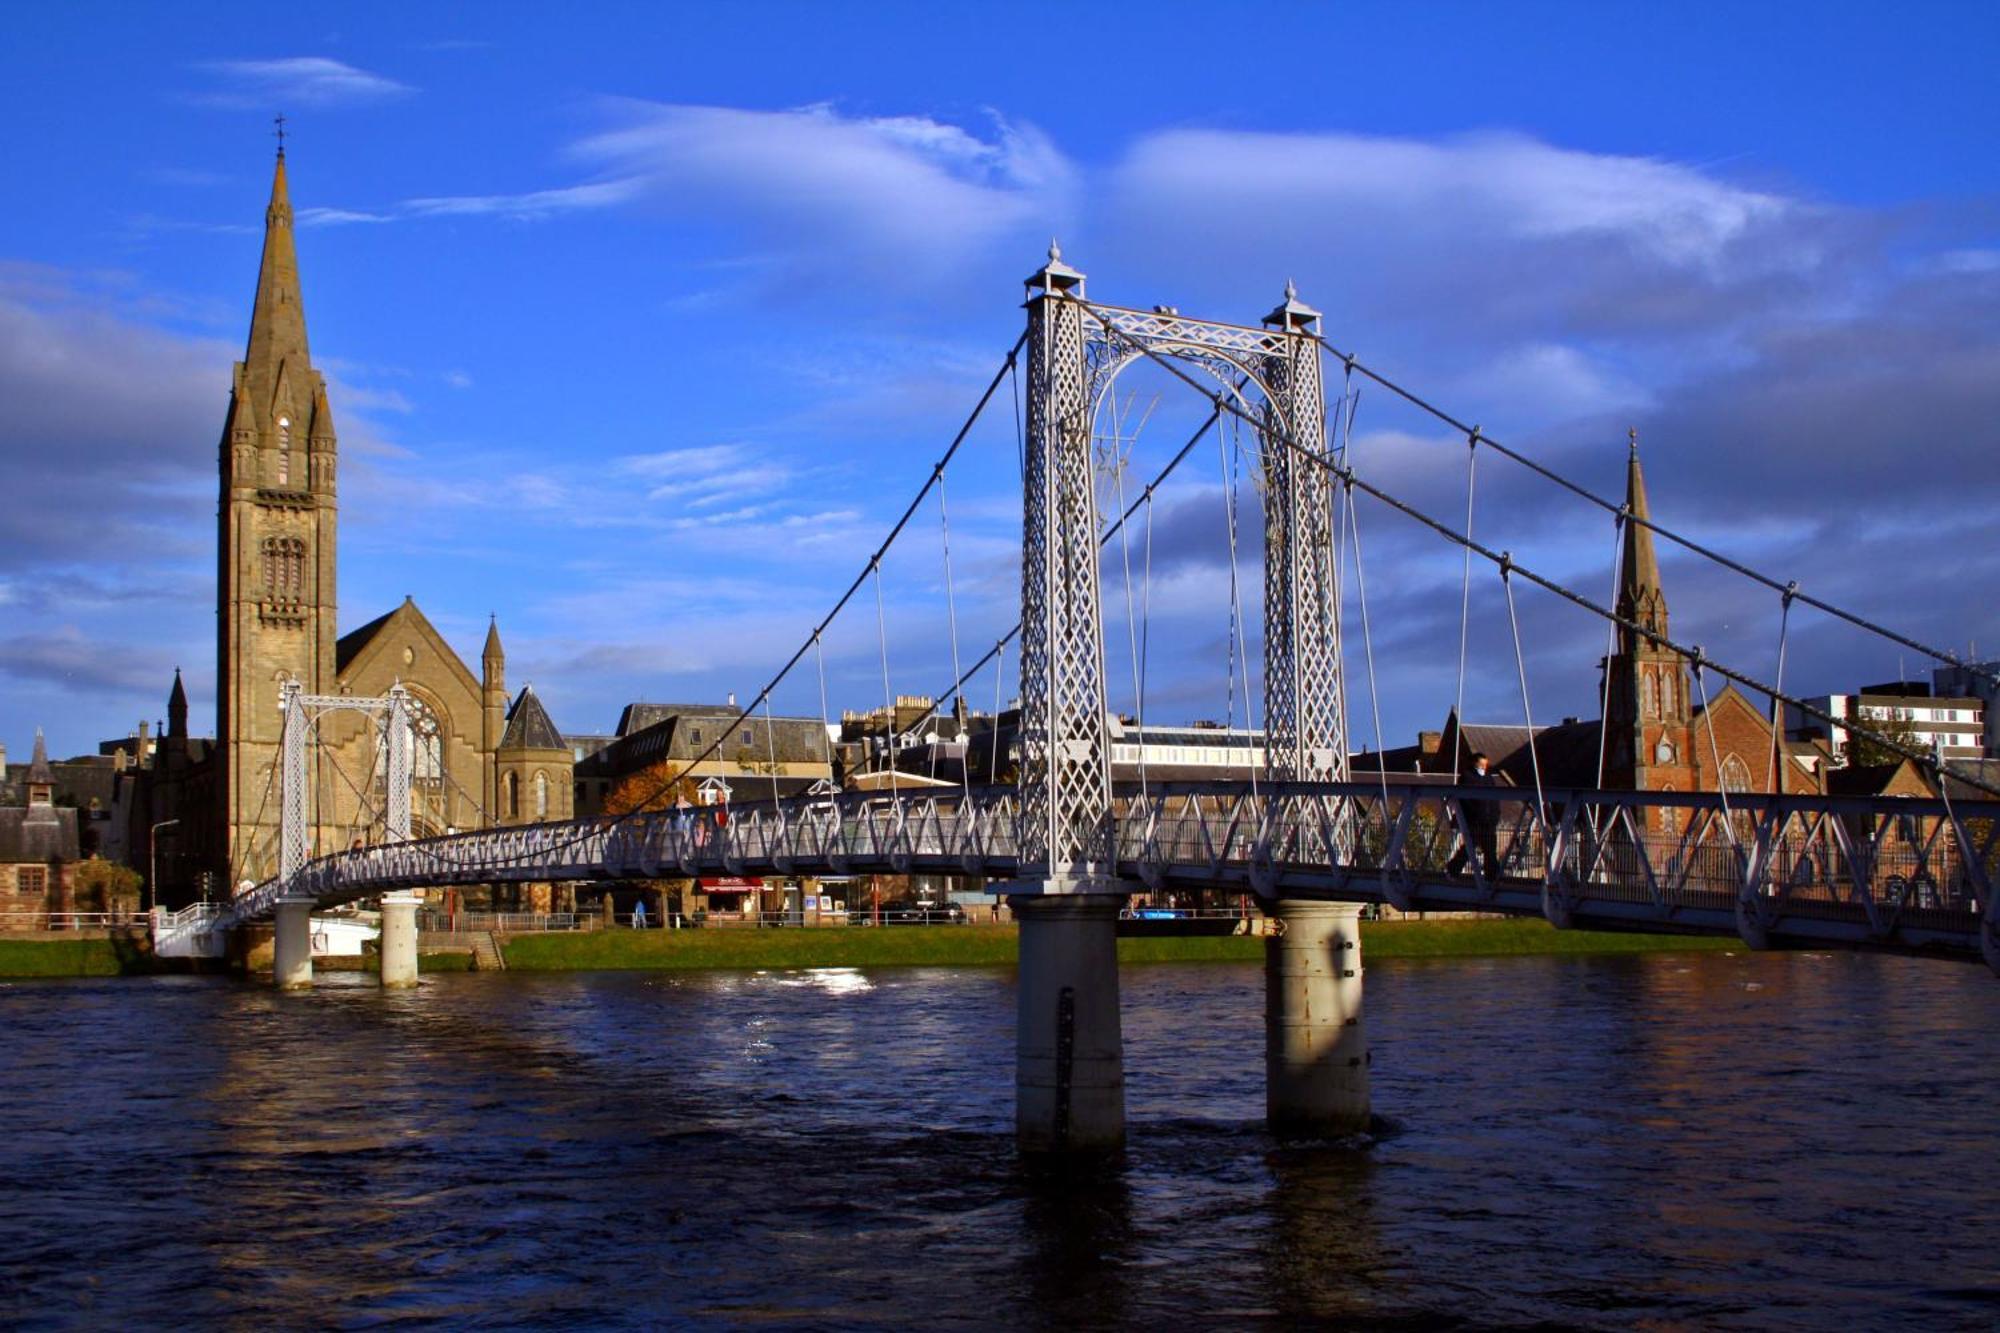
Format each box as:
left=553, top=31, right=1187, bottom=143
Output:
left=0, top=937, right=141, bottom=977
left=501, top=918, right=1736, bottom=973
left=0, top=919, right=1740, bottom=979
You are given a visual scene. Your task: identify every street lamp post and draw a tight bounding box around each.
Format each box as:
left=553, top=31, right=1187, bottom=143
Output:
left=148, top=819, right=180, bottom=914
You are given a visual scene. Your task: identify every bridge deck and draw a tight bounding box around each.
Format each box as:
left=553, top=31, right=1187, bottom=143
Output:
left=218, top=781, right=2000, bottom=971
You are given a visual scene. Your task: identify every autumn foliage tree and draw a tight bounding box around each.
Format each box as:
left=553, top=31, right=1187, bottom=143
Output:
left=602, top=762, right=700, bottom=816
left=600, top=762, right=702, bottom=919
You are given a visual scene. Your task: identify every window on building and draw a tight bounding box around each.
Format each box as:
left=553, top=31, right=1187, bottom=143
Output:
left=690, top=727, right=702, bottom=745
left=534, top=771, right=549, bottom=819
left=17, top=867, right=46, bottom=896
left=504, top=772, right=519, bottom=819
left=1721, top=753, right=1752, bottom=794
left=277, top=416, right=292, bottom=486
left=261, top=536, right=305, bottom=604
left=741, top=728, right=753, bottom=746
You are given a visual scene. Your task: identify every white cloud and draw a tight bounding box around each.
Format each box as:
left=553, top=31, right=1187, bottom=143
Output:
left=1115, top=128, right=1795, bottom=270
left=404, top=179, right=641, bottom=221
left=197, top=57, right=412, bottom=109
left=384, top=101, right=1071, bottom=279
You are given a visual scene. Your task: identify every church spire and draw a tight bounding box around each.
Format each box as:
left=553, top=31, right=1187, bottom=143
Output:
left=242, top=146, right=313, bottom=421
left=1617, top=429, right=1667, bottom=641
left=167, top=668, right=189, bottom=740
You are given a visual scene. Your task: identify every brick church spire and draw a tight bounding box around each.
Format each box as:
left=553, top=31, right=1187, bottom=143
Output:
left=1616, top=428, right=1668, bottom=645
left=1603, top=430, right=1692, bottom=793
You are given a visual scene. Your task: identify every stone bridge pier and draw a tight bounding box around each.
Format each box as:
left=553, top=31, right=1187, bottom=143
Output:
left=1263, top=899, right=1370, bottom=1135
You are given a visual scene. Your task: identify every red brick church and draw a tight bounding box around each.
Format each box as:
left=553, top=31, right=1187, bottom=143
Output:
left=1361, top=437, right=1828, bottom=813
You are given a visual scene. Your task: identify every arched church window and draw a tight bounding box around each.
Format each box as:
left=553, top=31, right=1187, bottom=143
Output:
left=504, top=772, right=519, bottom=819
left=1659, top=783, right=1679, bottom=836
left=1642, top=670, right=1658, bottom=717
left=277, top=415, right=292, bottom=486
left=534, top=771, right=549, bottom=819
left=1721, top=753, right=1752, bottom=794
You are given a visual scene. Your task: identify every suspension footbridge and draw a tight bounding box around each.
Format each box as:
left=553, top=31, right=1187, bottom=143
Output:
left=180, top=249, right=2000, bottom=1150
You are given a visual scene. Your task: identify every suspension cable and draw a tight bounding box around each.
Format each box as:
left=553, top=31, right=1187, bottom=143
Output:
left=1109, top=395, right=1151, bottom=799
left=1302, top=331, right=1994, bottom=686
left=1767, top=585, right=1796, bottom=795
left=1592, top=506, right=1628, bottom=791
left=1343, top=459, right=1394, bottom=816
left=381, top=334, right=1027, bottom=874
left=1453, top=430, right=1479, bottom=782
left=1501, top=557, right=1550, bottom=860
left=1075, top=296, right=2000, bottom=801
left=934, top=470, right=971, bottom=798
left=1692, top=657, right=1739, bottom=850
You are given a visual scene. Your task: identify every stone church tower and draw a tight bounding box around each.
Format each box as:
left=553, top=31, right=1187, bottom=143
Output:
left=215, top=147, right=339, bottom=880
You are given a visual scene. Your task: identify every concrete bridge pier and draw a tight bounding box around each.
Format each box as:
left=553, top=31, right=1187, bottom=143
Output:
left=1264, top=900, right=1370, bottom=1136
left=1009, top=893, right=1126, bottom=1152
left=273, top=898, right=315, bottom=991
left=378, top=893, right=421, bottom=989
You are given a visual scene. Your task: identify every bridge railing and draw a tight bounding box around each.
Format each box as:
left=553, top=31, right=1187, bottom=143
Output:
left=214, top=779, right=1999, bottom=963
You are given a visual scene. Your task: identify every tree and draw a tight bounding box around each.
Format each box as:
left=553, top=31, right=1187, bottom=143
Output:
left=601, top=762, right=701, bottom=921
left=602, top=761, right=699, bottom=816
left=73, top=857, right=142, bottom=915
left=1845, top=709, right=1926, bottom=768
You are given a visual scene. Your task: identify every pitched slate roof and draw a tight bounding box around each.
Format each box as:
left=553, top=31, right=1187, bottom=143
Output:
left=0, top=806, right=79, bottom=864
left=500, top=685, right=565, bottom=752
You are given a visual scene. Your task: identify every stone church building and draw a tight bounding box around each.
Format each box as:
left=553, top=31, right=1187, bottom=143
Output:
left=150, top=150, right=571, bottom=902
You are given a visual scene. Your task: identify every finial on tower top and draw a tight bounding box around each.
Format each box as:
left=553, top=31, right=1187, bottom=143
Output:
left=1264, top=277, right=1321, bottom=332
left=274, top=113, right=288, bottom=158
left=1027, top=240, right=1085, bottom=295
left=1629, top=426, right=1639, bottom=453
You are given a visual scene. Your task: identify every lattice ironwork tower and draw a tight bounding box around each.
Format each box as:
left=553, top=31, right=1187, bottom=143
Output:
left=1258, top=286, right=1350, bottom=813
left=278, top=683, right=412, bottom=888
left=1016, top=256, right=1353, bottom=881
left=1018, top=247, right=1116, bottom=889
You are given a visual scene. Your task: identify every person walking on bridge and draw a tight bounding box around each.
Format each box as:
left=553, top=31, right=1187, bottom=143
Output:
left=1446, top=752, right=1503, bottom=878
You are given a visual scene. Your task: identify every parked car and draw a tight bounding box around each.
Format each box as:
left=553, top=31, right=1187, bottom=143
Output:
left=866, top=898, right=968, bottom=925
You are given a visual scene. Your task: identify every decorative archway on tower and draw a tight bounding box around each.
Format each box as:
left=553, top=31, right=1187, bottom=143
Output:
left=1017, top=247, right=1349, bottom=891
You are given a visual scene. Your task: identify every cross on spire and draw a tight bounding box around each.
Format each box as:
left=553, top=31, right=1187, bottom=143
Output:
left=273, top=113, right=288, bottom=157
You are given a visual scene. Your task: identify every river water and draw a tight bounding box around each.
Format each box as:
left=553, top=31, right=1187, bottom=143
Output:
left=2, top=949, right=1996, bottom=1330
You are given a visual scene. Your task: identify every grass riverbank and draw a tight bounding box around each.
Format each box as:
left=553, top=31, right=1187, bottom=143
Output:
left=0, top=919, right=1740, bottom=978
left=0, top=938, right=477, bottom=978
left=0, top=937, right=139, bottom=977
left=501, top=918, right=1738, bottom=973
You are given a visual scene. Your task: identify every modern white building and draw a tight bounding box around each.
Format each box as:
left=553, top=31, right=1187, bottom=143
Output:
left=1932, top=662, right=2000, bottom=757
left=1800, top=683, right=1985, bottom=765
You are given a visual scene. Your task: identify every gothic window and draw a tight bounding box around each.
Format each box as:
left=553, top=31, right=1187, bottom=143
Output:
left=1642, top=670, right=1658, bottom=717
left=261, top=537, right=306, bottom=604
left=534, top=771, right=549, bottom=819
left=1658, top=784, right=1679, bottom=836
left=504, top=772, right=520, bottom=819
left=277, top=416, right=292, bottom=486
left=403, top=696, right=444, bottom=789
left=1721, top=753, right=1752, bottom=794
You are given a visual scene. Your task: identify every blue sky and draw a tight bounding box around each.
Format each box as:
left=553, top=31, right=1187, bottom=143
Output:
left=4, top=2, right=1998, bottom=760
